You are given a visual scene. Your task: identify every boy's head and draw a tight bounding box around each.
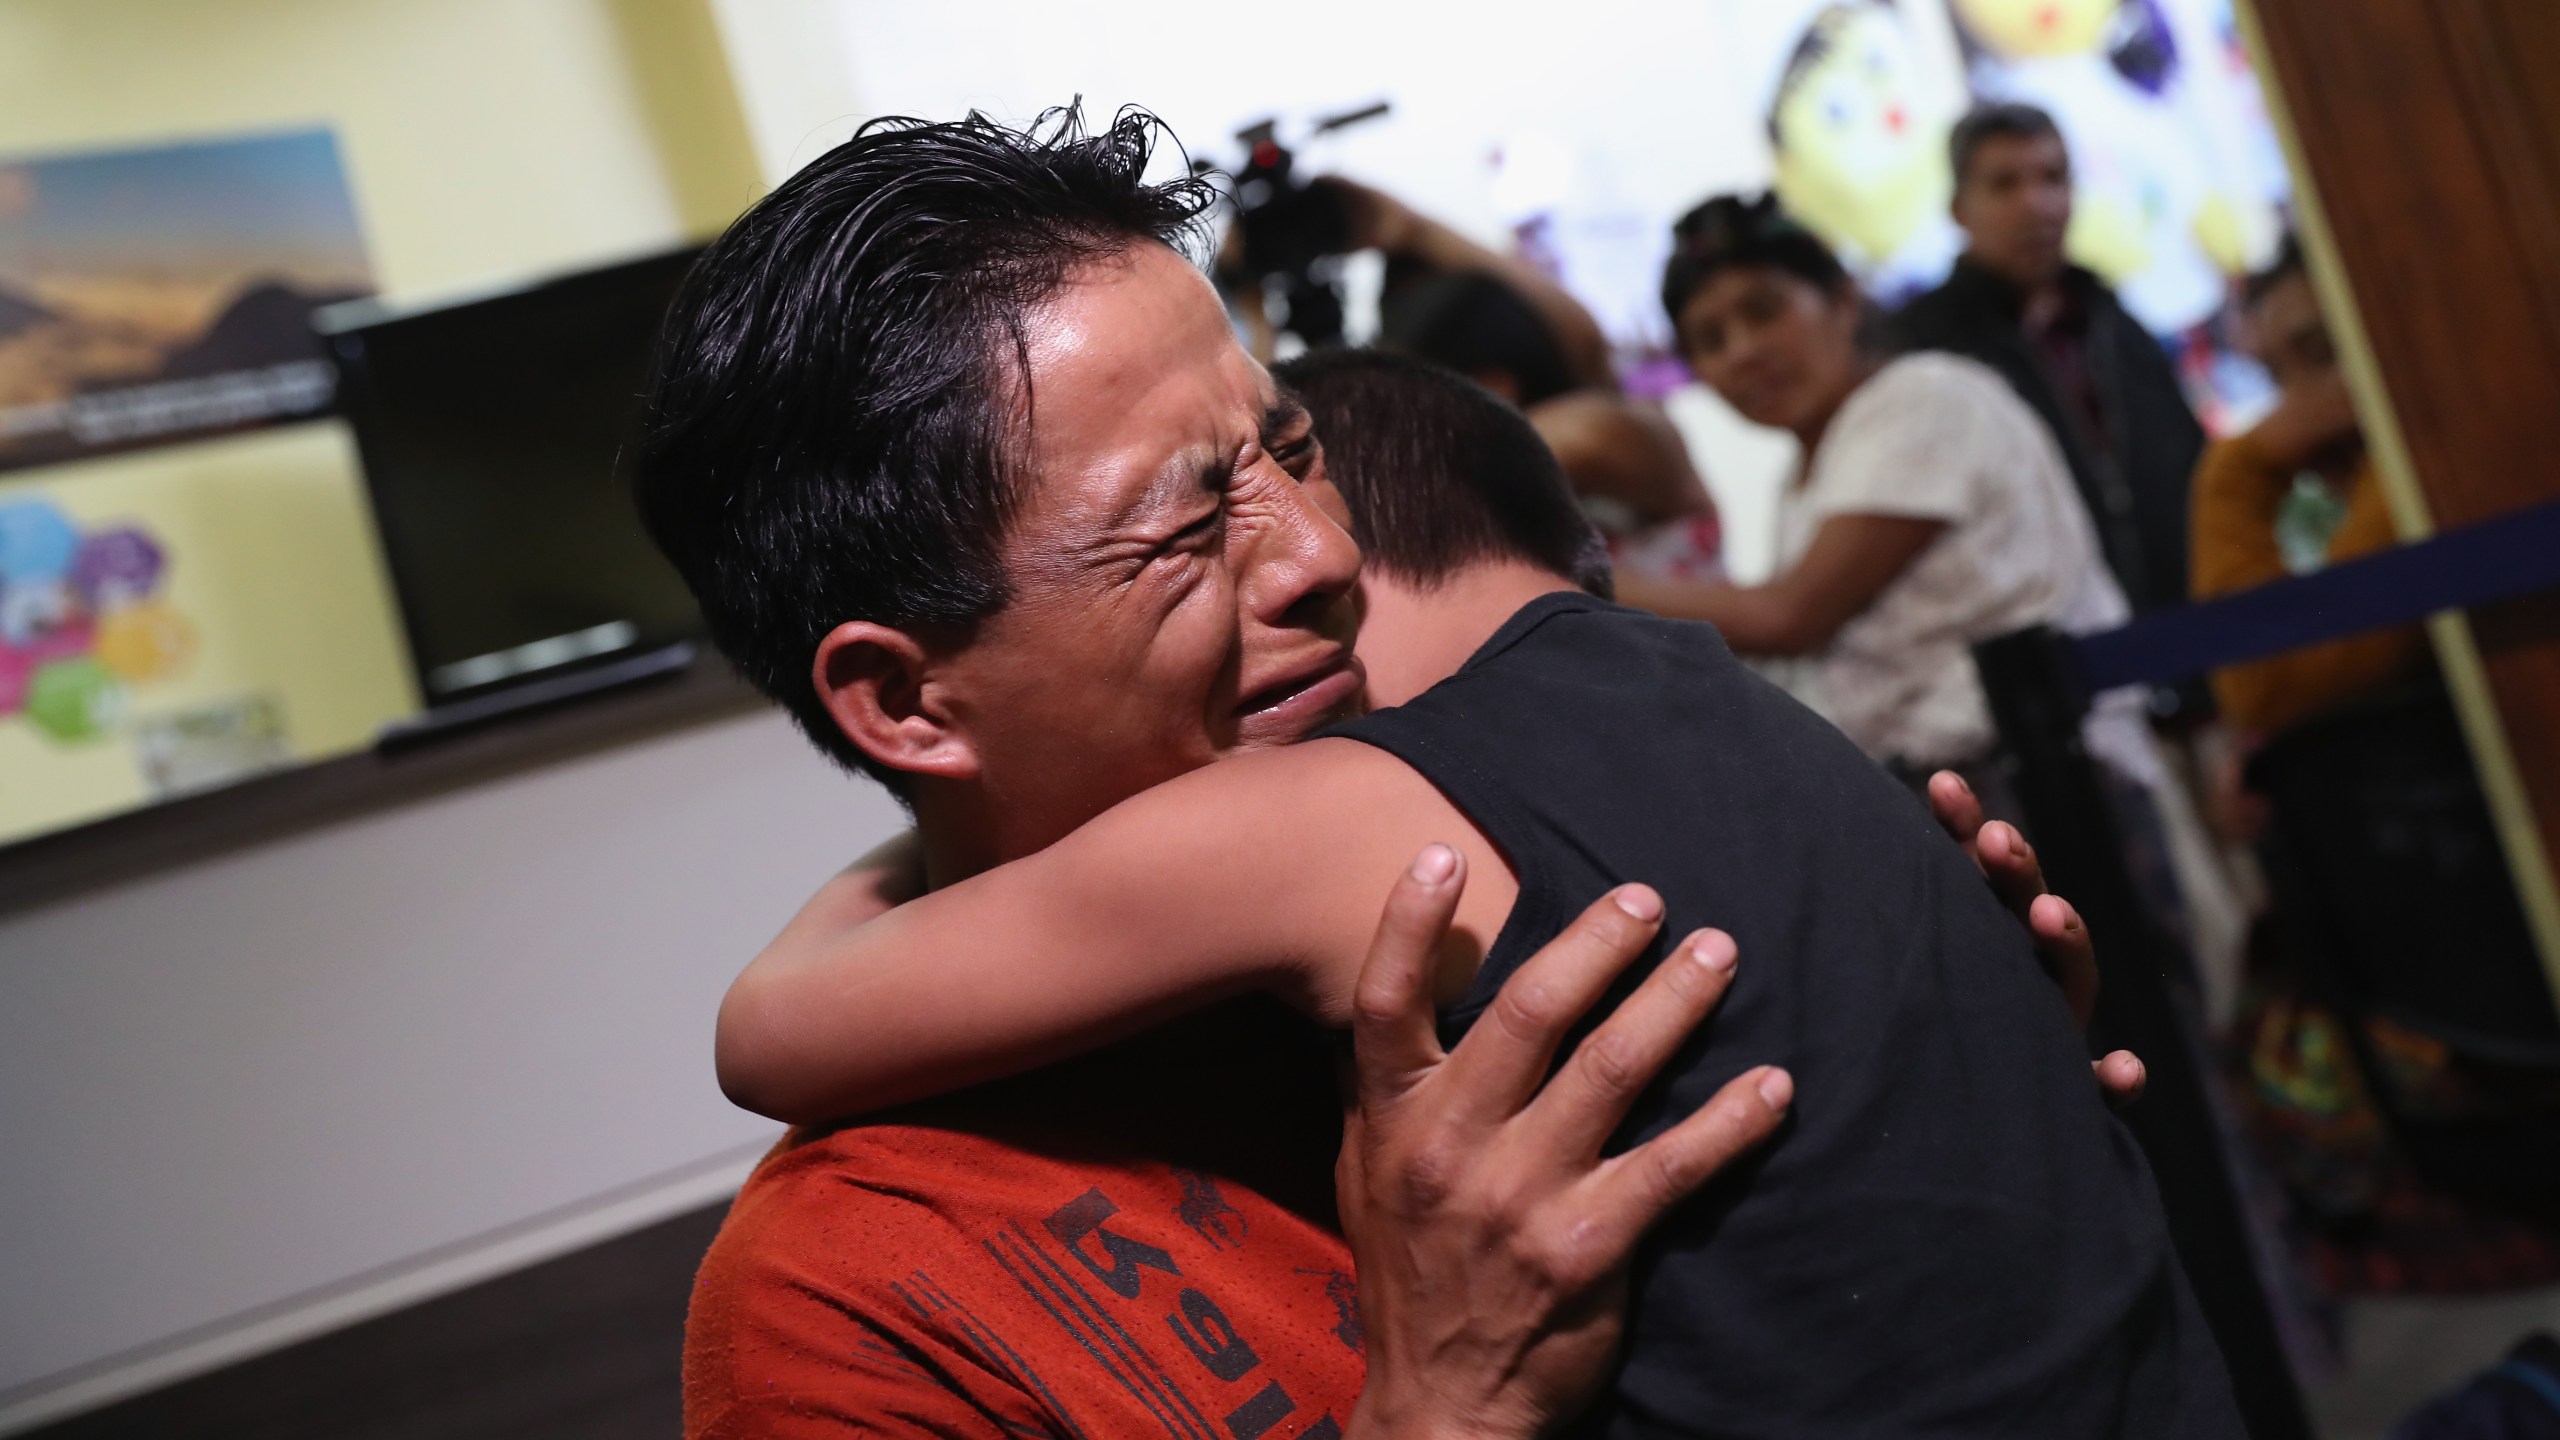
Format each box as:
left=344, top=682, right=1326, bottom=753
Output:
left=1275, top=349, right=1610, bottom=702
left=1278, top=348, right=1610, bottom=598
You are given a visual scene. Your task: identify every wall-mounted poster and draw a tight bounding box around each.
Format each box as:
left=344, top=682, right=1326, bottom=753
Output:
left=1716, top=0, right=1974, bottom=306
left=0, top=129, right=410, bottom=849
left=0, top=128, right=374, bottom=475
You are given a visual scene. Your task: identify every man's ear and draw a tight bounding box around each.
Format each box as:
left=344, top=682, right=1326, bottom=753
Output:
left=811, top=621, right=980, bottom=783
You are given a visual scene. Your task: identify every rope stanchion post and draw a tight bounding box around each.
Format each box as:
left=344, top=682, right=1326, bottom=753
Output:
left=1973, top=625, right=2312, bottom=1440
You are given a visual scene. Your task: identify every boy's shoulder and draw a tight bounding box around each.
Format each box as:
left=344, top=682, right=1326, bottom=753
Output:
left=1363, top=591, right=1806, bottom=755
left=1383, top=591, right=1748, bottom=705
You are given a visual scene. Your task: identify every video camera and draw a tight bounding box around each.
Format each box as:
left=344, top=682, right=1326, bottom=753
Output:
left=1211, top=101, right=1390, bottom=349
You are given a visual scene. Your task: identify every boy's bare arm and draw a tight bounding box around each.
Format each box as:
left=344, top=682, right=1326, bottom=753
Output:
left=715, top=739, right=1511, bottom=1124
left=717, top=745, right=2144, bottom=1126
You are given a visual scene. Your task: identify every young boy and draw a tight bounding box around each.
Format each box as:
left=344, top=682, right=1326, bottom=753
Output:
left=719, top=352, right=2240, bottom=1437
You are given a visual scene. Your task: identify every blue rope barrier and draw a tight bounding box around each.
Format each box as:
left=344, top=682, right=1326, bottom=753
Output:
left=2074, top=496, right=2560, bottom=694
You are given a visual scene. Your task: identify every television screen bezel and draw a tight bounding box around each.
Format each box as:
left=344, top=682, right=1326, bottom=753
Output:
left=316, top=244, right=707, bottom=712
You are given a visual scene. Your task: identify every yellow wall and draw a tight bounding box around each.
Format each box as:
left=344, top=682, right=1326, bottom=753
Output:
left=0, top=0, right=761, bottom=843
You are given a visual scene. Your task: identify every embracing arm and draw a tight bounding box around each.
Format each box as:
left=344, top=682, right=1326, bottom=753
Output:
left=713, top=831, right=919, bottom=1110
left=1614, top=512, right=1943, bottom=655
left=716, top=742, right=1509, bottom=1124
left=717, top=772, right=1299, bottom=1123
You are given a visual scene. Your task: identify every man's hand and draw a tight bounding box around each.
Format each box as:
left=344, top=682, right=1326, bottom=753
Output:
left=1927, top=772, right=2147, bottom=1105
left=1341, top=845, right=1791, bottom=1440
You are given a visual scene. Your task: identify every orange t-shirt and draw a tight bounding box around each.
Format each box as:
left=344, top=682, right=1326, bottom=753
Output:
left=685, top=1002, right=1365, bottom=1439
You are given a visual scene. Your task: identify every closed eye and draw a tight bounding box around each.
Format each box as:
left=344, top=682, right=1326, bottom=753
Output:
left=1158, top=504, right=1224, bottom=557
left=1261, top=391, right=1316, bottom=479
left=1270, top=433, right=1317, bottom=476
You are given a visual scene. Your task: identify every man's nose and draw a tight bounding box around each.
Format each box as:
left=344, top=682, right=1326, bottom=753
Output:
left=1238, top=478, right=1362, bottom=632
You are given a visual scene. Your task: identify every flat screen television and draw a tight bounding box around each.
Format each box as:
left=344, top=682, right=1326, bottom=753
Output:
left=320, top=246, right=706, bottom=717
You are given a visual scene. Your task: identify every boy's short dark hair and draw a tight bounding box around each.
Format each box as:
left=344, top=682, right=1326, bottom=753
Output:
left=1948, top=102, right=2064, bottom=187
left=630, top=107, right=1213, bottom=785
left=1276, top=349, right=1612, bottom=599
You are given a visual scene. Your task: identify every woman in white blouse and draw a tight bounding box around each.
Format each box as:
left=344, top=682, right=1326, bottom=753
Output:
left=1625, top=194, right=2256, bottom=997
left=1620, top=193, right=2140, bottom=794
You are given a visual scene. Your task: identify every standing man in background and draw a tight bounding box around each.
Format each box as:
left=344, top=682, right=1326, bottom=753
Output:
left=1890, top=100, right=2250, bottom=1039
left=1892, top=103, right=2204, bottom=628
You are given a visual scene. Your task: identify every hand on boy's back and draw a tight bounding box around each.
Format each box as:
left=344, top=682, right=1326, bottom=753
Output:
left=1927, top=771, right=2146, bottom=1106
left=1338, top=783, right=2146, bottom=1438
left=1338, top=846, right=1792, bottom=1440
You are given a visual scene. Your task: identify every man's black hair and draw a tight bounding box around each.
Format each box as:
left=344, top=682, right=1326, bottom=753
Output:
left=1377, top=270, right=1578, bottom=408
left=1948, top=102, right=2064, bottom=188
left=2243, top=231, right=2308, bottom=312
left=1276, top=348, right=1613, bottom=599
left=631, top=107, right=1215, bottom=784
left=1660, top=192, right=1851, bottom=333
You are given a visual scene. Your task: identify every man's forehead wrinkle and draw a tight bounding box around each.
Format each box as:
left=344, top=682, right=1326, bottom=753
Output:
left=1015, top=298, right=1149, bottom=546
left=1074, top=445, right=1206, bottom=549
left=1005, top=240, right=1271, bottom=576
left=1014, top=420, right=1212, bottom=577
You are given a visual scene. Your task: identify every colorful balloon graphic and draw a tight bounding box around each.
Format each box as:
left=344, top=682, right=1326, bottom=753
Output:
left=26, top=656, right=128, bottom=743
left=0, top=499, right=82, bottom=587
left=94, top=602, right=196, bottom=682
left=0, top=642, right=29, bottom=715
left=0, top=495, right=190, bottom=744
left=72, top=526, right=168, bottom=610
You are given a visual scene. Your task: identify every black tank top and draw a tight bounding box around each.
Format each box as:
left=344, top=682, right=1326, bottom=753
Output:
left=1327, top=592, right=2240, bottom=1439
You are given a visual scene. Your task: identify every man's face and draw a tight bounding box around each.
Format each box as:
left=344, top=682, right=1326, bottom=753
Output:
left=930, top=243, right=1366, bottom=856
left=1953, top=132, right=2073, bottom=290
left=2247, top=272, right=2337, bottom=394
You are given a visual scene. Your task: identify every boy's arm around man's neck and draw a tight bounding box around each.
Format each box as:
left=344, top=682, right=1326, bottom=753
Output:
left=713, top=737, right=1518, bottom=1125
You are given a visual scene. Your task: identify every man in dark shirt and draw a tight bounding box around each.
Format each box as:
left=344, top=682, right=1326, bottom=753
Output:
left=1890, top=103, right=2204, bottom=621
